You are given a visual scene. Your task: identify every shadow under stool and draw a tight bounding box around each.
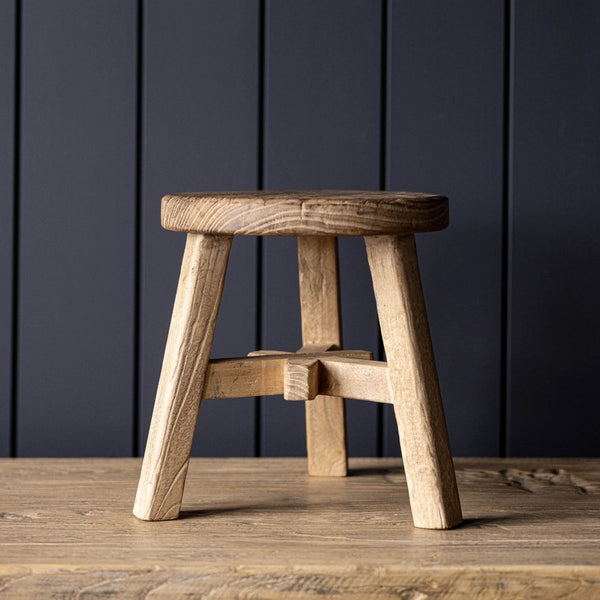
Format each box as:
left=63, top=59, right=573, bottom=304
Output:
left=134, top=190, right=462, bottom=530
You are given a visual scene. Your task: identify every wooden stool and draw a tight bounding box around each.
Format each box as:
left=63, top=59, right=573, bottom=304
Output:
left=134, top=191, right=462, bottom=530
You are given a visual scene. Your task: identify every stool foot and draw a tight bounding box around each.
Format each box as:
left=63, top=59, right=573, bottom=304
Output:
left=134, top=233, right=232, bottom=521
left=298, top=236, right=347, bottom=477
left=365, top=234, right=462, bottom=529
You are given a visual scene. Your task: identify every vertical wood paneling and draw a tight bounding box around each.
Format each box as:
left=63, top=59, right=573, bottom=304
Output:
left=0, top=0, right=15, bottom=456
left=140, top=0, right=259, bottom=457
left=263, top=0, right=381, bottom=457
left=18, top=0, right=137, bottom=456
left=509, top=1, right=600, bottom=455
left=387, top=0, right=505, bottom=456
left=4, top=1, right=598, bottom=459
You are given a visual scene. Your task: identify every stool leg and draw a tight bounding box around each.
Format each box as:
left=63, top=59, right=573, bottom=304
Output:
left=365, top=234, right=462, bottom=529
left=134, top=233, right=232, bottom=520
left=298, top=236, right=347, bottom=476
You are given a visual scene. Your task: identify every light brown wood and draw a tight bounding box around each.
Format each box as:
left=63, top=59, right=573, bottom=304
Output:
left=201, top=350, right=378, bottom=400
left=284, top=357, right=320, bottom=401
left=134, top=233, right=232, bottom=521
left=365, top=234, right=462, bottom=529
left=298, top=236, right=347, bottom=477
left=161, top=190, right=449, bottom=236
left=144, top=191, right=457, bottom=528
left=2, top=458, right=600, bottom=598
left=318, top=356, right=391, bottom=403
left=203, top=354, right=285, bottom=399
left=247, top=349, right=290, bottom=356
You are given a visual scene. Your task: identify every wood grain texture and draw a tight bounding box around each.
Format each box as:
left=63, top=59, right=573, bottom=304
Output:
left=162, top=191, right=449, bottom=236
left=203, top=351, right=378, bottom=402
left=1, top=458, right=599, bottom=598
left=284, top=357, right=320, bottom=401
left=318, top=356, right=391, bottom=404
left=298, top=237, right=347, bottom=477
left=204, top=355, right=286, bottom=399
left=134, top=234, right=232, bottom=521
left=366, top=235, right=462, bottom=529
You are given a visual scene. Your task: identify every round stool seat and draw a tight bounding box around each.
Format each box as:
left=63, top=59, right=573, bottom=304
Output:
left=161, top=190, right=448, bottom=236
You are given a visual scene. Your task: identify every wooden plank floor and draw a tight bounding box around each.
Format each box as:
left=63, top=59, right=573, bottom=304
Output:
left=1, top=458, right=599, bottom=598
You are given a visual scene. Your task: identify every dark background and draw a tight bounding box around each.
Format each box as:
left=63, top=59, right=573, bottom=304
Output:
left=1, top=0, right=599, bottom=458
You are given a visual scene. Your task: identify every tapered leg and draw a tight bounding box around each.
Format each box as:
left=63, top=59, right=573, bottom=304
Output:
left=298, top=236, right=347, bottom=476
left=365, top=234, right=462, bottom=529
left=134, top=233, right=232, bottom=520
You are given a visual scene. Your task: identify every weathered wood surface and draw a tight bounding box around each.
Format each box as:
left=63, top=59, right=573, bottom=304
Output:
left=317, top=355, right=390, bottom=403
left=134, top=234, right=232, bottom=521
left=366, top=234, right=462, bottom=529
left=161, top=190, right=449, bottom=236
left=298, top=236, right=347, bottom=476
left=284, top=357, right=320, bottom=401
left=1, top=458, right=599, bottom=598
left=202, top=350, right=377, bottom=401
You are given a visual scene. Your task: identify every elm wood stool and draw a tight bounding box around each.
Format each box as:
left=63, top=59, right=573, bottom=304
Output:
left=134, top=190, right=462, bottom=530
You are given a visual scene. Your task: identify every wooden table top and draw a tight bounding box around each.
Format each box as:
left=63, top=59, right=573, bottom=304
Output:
left=1, top=457, right=599, bottom=598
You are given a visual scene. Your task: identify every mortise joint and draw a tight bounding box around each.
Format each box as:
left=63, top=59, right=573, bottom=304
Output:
left=284, top=358, right=320, bottom=401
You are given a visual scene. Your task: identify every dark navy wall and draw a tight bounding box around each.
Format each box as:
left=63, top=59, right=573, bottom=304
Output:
left=139, top=0, right=260, bottom=458
left=2, top=0, right=599, bottom=457
left=0, top=0, right=15, bottom=457
left=18, top=0, right=137, bottom=456
left=508, top=0, right=600, bottom=456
